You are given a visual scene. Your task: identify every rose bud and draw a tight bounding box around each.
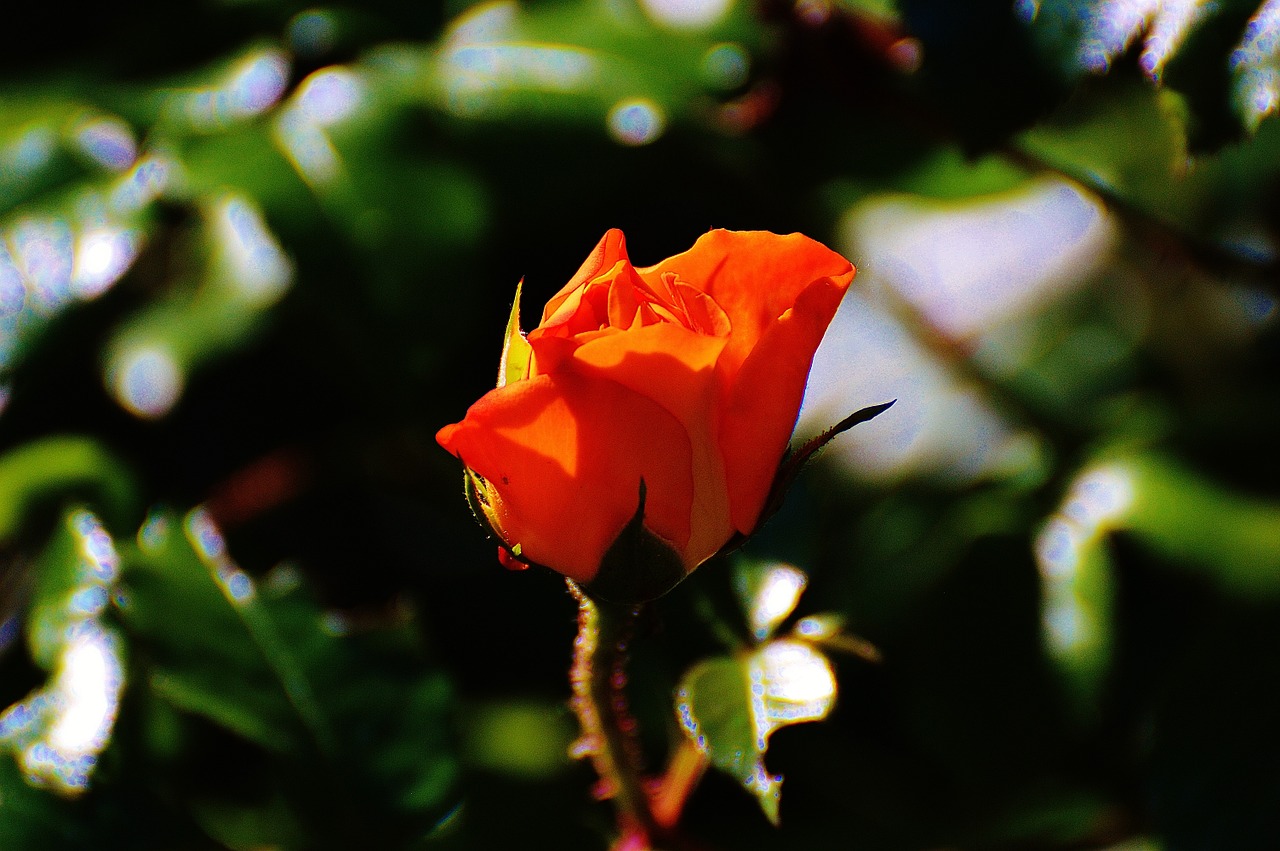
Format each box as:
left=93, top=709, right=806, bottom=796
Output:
left=437, top=229, right=855, bottom=602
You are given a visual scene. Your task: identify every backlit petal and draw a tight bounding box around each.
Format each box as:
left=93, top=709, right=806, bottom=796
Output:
left=640, top=230, right=854, bottom=373
left=541, top=230, right=619, bottom=325
left=569, top=322, right=733, bottom=564
left=436, top=372, right=694, bottom=582
left=720, top=277, right=849, bottom=534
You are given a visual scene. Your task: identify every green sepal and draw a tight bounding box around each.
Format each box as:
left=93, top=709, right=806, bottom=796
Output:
left=759, top=400, right=895, bottom=525
left=712, top=400, right=896, bottom=560
left=463, top=466, right=508, bottom=547
left=498, top=280, right=533, bottom=388
left=463, top=467, right=543, bottom=571
left=584, top=480, right=687, bottom=604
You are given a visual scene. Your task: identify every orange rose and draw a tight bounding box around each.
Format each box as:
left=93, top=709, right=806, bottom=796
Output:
left=436, top=229, right=854, bottom=600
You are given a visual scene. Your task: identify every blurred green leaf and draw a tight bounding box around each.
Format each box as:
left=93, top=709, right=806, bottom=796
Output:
left=733, top=559, right=806, bottom=642
left=117, top=510, right=311, bottom=751
left=25, top=509, right=119, bottom=671
left=1, top=508, right=126, bottom=813
left=116, top=509, right=458, bottom=846
left=1017, top=75, right=1192, bottom=224
left=1125, top=454, right=1280, bottom=594
left=1035, top=467, right=1120, bottom=723
left=0, top=438, right=136, bottom=545
left=982, top=789, right=1120, bottom=848
left=188, top=793, right=305, bottom=851
left=459, top=699, right=575, bottom=778
left=0, top=753, right=77, bottom=850
left=418, top=0, right=762, bottom=136
left=102, top=192, right=292, bottom=419
left=835, top=0, right=898, bottom=21
left=1034, top=453, right=1280, bottom=727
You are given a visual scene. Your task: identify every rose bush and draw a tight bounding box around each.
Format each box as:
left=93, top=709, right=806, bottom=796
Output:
left=437, top=228, right=854, bottom=600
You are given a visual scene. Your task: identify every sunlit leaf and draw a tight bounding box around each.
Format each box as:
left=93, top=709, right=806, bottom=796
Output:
left=1034, top=464, right=1128, bottom=721
left=1, top=509, right=125, bottom=799
left=733, top=560, right=807, bottom=641
left=1022, top=0, right=1280, bottom=149
left=675, top=637, right=839, bottom=824
left=676, top=655, right=779, bottom=822
left=25, top=510, right=120, bottom=671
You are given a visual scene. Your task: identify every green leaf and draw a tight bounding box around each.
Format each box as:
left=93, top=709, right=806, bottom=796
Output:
left=733, top=560, right=807, bottom=641
left=676, top=655, right=779, bottom=823
left=1034, top=480, right=1117, bottom=725
left=420, top=0, right=762, bottom=134
left=0, top=752, right=79, bottom=849
left=99, top=192, right=292, bottom=420
left=187, top=793, right=305, bottom=851
left=1017, top=75, right=1191, bottom=223
left=1036, top=454, right=1280, bottom=723
left=0, top=741, right=234, bottom=850
left=460, top=699, right=576, bottom=779
left=0, top=438, right=136, bottom=546
left=834, top=0, right=898, bottom=21
left=25, top=509, right=120, bottom=671
left=117, top=510, right=313, bottom=752
left=1022, top=0, right=1280, bottom=151
left=116, top=509, right=458, bottom=845
left=1, top=507, right=127, bottom=800
left=676, top=639, right=840, bottom=825
left=1124, top=455, right=1280, bottom=594
left=256, top=577, right=457, bottom=828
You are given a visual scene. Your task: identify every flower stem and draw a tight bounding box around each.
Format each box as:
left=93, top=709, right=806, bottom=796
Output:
left=567, top=580, right=657, bottom=846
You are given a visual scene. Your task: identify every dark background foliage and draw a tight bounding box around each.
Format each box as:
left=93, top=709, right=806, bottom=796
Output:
left=2, top=0, right=1279, bottom=848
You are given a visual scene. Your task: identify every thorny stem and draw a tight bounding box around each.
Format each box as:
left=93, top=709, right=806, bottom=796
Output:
left=567, top=581, right=659, bottom=848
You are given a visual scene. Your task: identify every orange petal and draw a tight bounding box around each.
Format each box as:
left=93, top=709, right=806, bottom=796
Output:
left=541, top=229, right=637, bottom=332
left=718, top=276, right=850, bottom=535
left=570, top=323, right=727, bottom=430
left=669, top=278, right=732, bottom=337
left=436, top=373, right=694, bottom=583
left=607, top=269, right=642, bottom=329
left=568, top=323, right=734, bottom=565
left=639, top=229, right=854, bottom=373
